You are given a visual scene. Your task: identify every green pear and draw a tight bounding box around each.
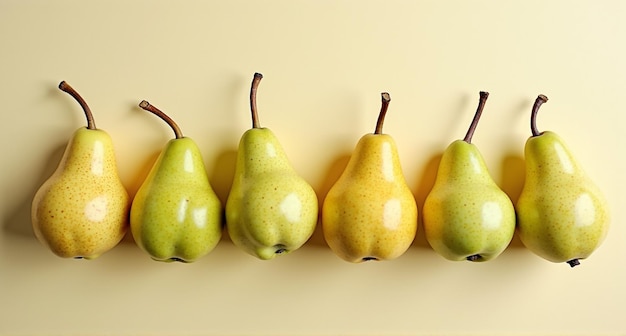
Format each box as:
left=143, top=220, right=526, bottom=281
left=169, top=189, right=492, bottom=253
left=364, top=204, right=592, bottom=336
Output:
left=225, top=73, right=318, bottom=260
left=516, top=95, right=609, bottom=267
left=423, top=91, right=515, bottom=262
left=322, top=92, right=417, bottom=263
left=130, top=101, right=222, bottom=262
left=31, top=81, right=130, bottom=259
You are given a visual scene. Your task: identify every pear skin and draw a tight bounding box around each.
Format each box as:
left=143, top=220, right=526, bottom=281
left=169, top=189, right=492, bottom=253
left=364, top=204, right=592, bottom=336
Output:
left=422, top=92, right=515, bottom=262
left=225, top=73, right=318, bottom=260
left=423, top=141, right=516, bottom=261
left=130, top=101, right=222, bottom=262
left=322, top=93, right=417, bottom=263
left=516, top=95, right=609, bottom=267
left=32, top=82, right=129, bottom=259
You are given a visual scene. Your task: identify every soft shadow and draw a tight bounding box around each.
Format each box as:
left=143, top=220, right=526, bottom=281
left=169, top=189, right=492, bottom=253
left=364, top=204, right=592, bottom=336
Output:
left=308, top=153, right=351, bottom=247
left=208, top=149, right=237, bottom=207
left=500, top=153, right=525, bottom=205
left=412, top=153, right=443, bottom=249
left=500, top=153, right=526, bottom=249
left=3, top=144, right=66, bottom=238
left=209, top=149, right=237, bottom=242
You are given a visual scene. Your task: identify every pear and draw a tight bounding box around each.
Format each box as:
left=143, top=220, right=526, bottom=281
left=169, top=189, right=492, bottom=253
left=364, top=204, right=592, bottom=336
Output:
left=422, top=92, right=515, bottom=262
left=322, top=92, right=417, bottom=263
left=31, top=81, right=130, bottom=259
left=516, top=95, right=609, bottom=267
left=130, top=101, right=222, bottom=262
left=225, top=73, right=318, bottom=260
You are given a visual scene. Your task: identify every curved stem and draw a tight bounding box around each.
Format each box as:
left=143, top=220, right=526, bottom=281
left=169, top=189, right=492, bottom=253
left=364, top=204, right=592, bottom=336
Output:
left=250, top=72, right=263, bottom=129
left=462, top=91, right=489, bottom=143
left=530, top=94, right=549, bottom=137
left=374, top=92, right=391, bottom=134
left=58, top=81, right=96, bottom=130
left=138, top=100, right=183, bottom=139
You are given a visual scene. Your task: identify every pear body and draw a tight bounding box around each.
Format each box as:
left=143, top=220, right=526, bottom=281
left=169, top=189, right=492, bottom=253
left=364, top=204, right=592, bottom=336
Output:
left=423, top=140, right=515, bottom=261
left=322, top=134, right=417, bottom=262
left=32, top=127, right=130, bottom=259
left=516, top=131, right=609, bottom=264
left=226, top=128, right=318, bottom=260
left=130, top=137, right=222, bottom=262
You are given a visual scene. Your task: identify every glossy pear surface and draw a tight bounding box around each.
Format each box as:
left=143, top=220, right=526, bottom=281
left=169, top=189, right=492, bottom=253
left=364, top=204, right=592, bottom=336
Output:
left=516, top=131, right=609, bottom=264
left=322, top=134, right=418, bottom=262
left=32, top=127, right=130, bottom=259
left=131, top=137, right=222, bottom=262
left=226, top=128, right=318, bottom=260
left=423, top=140, right=515, bottom=261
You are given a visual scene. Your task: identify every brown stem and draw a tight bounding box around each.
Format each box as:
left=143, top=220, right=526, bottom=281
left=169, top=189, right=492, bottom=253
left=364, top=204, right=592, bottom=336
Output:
left=462, top=91, right=489, bottom=143
left=58, top=81, right=96, bottom=130
left=530, top=94, right=549, bottom=137
left=374, top=92, right=391, bottom=134
left=138, top=100, right=183, bottom=139
left=250, top=72, right=263, bottom=129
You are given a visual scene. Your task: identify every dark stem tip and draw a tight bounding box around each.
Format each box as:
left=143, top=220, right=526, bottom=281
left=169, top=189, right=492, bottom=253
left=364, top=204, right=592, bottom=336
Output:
left=567, top=259, right=581, bottom=268
left=466, top=254, right=482, bottom=262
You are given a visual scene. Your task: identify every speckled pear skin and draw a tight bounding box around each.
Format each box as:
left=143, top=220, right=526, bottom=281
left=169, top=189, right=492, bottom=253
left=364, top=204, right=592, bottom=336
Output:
left=423, top=140, right=515, bottom=262
left=32, top=127, right=130, bottom=259
left=130, top=138, right=222, bottom=262
left=322, top=134, right=418, bottom=263
left=516, top=131, right=609, bottom=264
left=226, top=128, right=318, bottom=260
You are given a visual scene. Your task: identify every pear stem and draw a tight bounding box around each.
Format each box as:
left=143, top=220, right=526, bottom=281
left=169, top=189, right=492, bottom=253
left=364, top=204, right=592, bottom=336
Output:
left=567, top=259, right=580, bottom=268
left=462, top=91, right=489, bottom=143
left=530, top=94, right=549, bottom=137
left=138, top=100, right=184, bottom=139
left=250, top=72, right=263, bottom=129
left=58, top=81, right=96, bottom=130
left=374, top=92, right=391, bottom=134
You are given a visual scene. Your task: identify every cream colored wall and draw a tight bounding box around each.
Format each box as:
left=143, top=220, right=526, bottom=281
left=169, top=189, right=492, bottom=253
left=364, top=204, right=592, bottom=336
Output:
left=1, top=1, right=625, bottom=335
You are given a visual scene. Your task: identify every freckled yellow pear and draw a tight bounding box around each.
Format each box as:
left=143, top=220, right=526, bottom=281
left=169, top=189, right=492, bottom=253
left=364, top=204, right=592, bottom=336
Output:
left=225, top=73, right=318, bottom=260
left=31, top=81, right=130, bottom=259
left=516, top=95, right=609, bottom=267
left=130, top=101, right=222, bottom=262
left=322, top=92, right=417, bottom=263
left=422, top=92, right=515, bottom=262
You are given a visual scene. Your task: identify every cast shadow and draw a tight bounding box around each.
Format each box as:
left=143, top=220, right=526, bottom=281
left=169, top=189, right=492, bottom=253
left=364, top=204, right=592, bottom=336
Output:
left=118, top=149, right=162, bottom=244
left=3, top=144, right=66, bottom=238
left=208, top=148, right=238, bottom=242
left=500, top=152, right=526, bottom=249
left=412, top=152, right=443, bottom=249
left=307, top=153, right=351, bottom=247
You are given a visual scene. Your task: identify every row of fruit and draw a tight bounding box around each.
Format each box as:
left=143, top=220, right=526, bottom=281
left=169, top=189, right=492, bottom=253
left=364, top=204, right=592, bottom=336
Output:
left=31, top=73, right=610, bottom=268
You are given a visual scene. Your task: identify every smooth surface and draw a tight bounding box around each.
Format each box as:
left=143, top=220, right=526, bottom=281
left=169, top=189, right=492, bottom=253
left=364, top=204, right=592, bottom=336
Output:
left=1, top=1, right=625, bottom=335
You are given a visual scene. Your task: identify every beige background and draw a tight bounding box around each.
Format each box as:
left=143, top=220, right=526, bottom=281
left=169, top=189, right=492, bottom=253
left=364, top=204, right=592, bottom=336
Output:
left=1, top=1, right=625, bottom=335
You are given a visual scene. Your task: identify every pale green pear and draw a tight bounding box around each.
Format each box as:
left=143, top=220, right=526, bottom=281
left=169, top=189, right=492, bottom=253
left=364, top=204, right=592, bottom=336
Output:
left=423, top=92, right=515, bottom=262
left=322, top=93, right=417, bottom=263
left=32, top=81, right=130, bottom=259
left=130, top=101, right=222, bottom=262
left=225, top=73, right=318, bottom=260
left=516, top=95, right=609, bottom=267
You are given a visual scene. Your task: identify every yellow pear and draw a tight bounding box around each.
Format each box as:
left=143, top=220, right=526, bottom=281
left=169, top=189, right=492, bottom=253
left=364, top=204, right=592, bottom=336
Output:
left=31, top=81, right=130, bottom=259
left=322, top=92, right=417, bottom=262
left=516, top=95, right=610, bottom=267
